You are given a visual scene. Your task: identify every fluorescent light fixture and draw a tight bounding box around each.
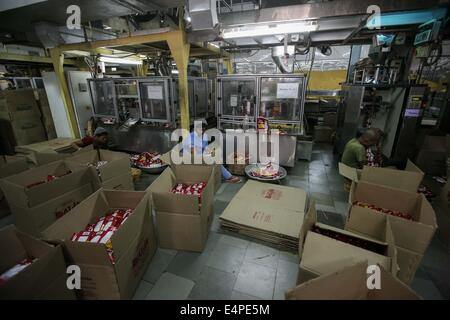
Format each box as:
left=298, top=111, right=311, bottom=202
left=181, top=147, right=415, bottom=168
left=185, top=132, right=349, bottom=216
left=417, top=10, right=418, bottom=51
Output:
left=103, top=24, right=112, bottom=30
left=209, top=42, right=220, bottom=48
left=111, top=67, right=117, bottom=71
left=171, top=70, right=179, bottom=74
left=222, top=20, right=318, bottom=39
left=99, top=56, right=142, bottom=65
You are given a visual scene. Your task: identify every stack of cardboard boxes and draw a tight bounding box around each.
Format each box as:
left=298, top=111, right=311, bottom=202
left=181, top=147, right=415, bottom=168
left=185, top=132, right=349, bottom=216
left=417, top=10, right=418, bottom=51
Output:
left=0, top=160, right=101, bottom=237
left=35, top=89, right=57, bottom=140
left=0, top=90, right=46, bottom=146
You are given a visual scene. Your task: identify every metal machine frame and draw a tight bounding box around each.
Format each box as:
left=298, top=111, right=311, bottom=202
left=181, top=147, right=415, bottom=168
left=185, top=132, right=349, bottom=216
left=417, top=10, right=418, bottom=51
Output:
left=215, top=74, right=306, bottom=133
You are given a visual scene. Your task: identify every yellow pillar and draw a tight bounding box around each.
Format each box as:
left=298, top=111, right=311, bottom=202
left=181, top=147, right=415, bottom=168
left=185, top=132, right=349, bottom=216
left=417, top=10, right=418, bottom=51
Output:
left=224, top=58, right=233, bottom=74
left=167, top=31, right=190, bottom=131
left=136, top=60, right=148, bottom=77
left=49, top=49, right=80, bottom=138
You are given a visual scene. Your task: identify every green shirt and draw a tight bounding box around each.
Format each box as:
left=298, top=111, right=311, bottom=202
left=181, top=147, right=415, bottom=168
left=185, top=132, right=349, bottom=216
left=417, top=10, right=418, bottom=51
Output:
left=342, top=138, right=366, bottom=168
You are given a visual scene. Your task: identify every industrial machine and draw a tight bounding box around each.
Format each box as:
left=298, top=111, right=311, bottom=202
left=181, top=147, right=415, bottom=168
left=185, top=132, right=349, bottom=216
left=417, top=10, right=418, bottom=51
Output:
left=335, top=84, right=429, bottom=161
left=216, top=74, right=306, bottom=133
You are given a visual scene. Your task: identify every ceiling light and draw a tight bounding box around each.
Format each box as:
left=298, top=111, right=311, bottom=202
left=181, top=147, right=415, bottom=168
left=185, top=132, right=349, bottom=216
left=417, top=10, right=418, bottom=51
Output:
left=222, top=21, right=318, bottom=39
left=99, top=56, right=142, bottom=65
left=103, top=25, right=112, bottom=30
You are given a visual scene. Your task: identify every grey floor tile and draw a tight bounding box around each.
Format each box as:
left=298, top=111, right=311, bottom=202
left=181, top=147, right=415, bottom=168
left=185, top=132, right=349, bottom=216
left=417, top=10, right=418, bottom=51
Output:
left=167, top=251, right=210, bottom=281
left=188, top=266, right=237, bottom=300
left=328, top=181, right=346, bottom=193
left=203, top=231, right=221, bottom=253
left=230, top=290, right=261, bottom=300
left=206, top=242, right=246, bottom=275
left=234, top=261, right=276, bottom=300
left=331, top=190, right=350, bottom=202
left=158, top=248, right=178, bottom=256
left=211, top=214, right=221, bottom=232
left=334, top=200, right=349, bottom=215
left=309, top=183, right=330, bottom=195
left=143, top=249, right=176, bottom=284
left=310, top=192, right=334, bottom=206
left=279, top=250, right=299, bottom=264
left=217, top=234, right=250, bottom=249
left=274, top=259, right=298, bottom=299
left=215, top=182, right=245, bottom=202
left=214, top=200, right=229, bottom=216
left=316, top=204, right=337, bottom=213
left=132, top=280, right=154, bottom=300
left=283, top=176, right=309, bottom=190
left=145, top=272, right=194, bottom=300
left=244, top=242, right=280, bottom=269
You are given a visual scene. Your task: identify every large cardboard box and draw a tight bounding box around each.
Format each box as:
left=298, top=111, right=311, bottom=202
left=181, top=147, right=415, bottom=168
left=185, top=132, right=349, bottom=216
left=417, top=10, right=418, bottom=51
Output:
left=220, top=180, right=307, bottom=250
left=147, top=164, right=215, bottom=252
left=0, top=155, right=29, bottom=218
left=0, top=160, right=100, bottom=208
left=43, top=190, right=157, bottom=300
left=339, top=160, right=424, bottom=193
left=346, top=181, right=437, bottom=284
left=0, top=225, right=76, bottom=300
left=67, top=150, right=131, bottom=184
left=0, top=89, right=41, bottom=115
left=31, top=146, right=93, bottom=166
left=10, top=183, right=100, bottom=237
left=102, top=172, right=134, bottom=191
left=298, top=202, right=398, bottom=284
left=15, top=138, right=79, bottom=155
left=161, top=149, right=222, bottom=193
left=285, top=262, right=420, bottom=300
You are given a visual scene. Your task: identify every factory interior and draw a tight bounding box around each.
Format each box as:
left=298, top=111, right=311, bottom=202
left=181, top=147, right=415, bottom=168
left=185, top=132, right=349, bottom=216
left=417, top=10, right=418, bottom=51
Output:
left=1, top=0, right=450, bottom=302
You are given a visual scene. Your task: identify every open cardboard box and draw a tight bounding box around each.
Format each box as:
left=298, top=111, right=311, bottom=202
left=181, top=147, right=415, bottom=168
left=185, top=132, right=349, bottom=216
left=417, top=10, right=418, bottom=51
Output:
left=346, top=181, right=437, bottom=284
left=285, top=262, right=420, bottom=300
left=67, top=149, right=131, bottom=183
left=43, top=189, right=156, bottom=300
left=0, top=155, right=29, bottom=218
left=0, top=160, right=100, bottom=208
left=0, top=225, right=76, bottom=300
left=147, top=164, right=214, bottom=252
left=161, top=148, right=221, bottom=193
left=297, top=201, right=398, bottom=284
left=338, top=160, right=424, bottom=193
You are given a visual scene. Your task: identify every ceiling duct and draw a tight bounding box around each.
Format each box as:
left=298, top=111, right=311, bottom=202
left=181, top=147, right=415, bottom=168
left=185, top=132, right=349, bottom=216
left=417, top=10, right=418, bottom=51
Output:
left=187, top=0, right=219, bottom=42
left=272, top=45, right=295, bottom=73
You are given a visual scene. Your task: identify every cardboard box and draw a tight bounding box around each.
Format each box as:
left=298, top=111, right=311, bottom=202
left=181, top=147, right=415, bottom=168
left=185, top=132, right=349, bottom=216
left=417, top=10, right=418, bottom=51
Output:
left=147, top=165, right=214, bottom=252
left=285, top=262, right=420, bottom=300
left=339, top=160, right=424, bottom=193
left=102, top=171, right=134, bottom=191
left=31, top=146, right=93, bottom=166
left=0, top=155, right=29, bottom=218
left=0, top=160, right=100, bottom=208
left=298, top=201, right=398, bottom=284
left=220, top=180, right=307, bottom=250
left=0, top=108, right=41, bottom=121
left=10, top=183, right=99, bottom=237
left=43, top=189, right=156, bottom=299
left=346, top=181, right=437, bottom=284
left=161, top=149, right=222, bottom=193
left=0, top=225, right=76, bottom=300
left=6, top=116, right=46, bottom=146
left=314, top=126, right=334, bottom=143
left=67, top=150, right=131, bottom=183
left=15, top=138, right=79, bottom=155
left=0, top=89, right=40, bottom=114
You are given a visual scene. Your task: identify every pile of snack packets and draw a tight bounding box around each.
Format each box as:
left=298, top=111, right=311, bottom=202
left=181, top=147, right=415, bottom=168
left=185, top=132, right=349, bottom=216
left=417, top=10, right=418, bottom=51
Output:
left=26, top=170, right=73, bottom=189
left=130, top=152, right=162, bottom=168
left=418, top=184, right=436, bottom=201
left=366, top=147, right=383, bottom=167
left=312, top=226, right=386, bottom=254
left=171, top=182, right=206, bottom=203
left=0, top=258, right=36, bottom=284
left=70, top=208, right=133, bottom=264
left=354, top=201, right=413, bottom=220
left=250, top=163, right=281, bottom=179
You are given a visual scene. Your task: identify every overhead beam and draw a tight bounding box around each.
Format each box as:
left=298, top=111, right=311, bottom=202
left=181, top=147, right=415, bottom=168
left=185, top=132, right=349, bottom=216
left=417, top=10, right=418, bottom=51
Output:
left=0, top=52, right=78, bottom=65
left=220, top=0, right=448, bottom=26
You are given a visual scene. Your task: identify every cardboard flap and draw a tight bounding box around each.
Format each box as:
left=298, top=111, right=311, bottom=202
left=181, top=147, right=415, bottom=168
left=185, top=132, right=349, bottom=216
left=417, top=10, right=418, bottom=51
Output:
left=0, top=156, right=28, bottom=178
left=0, top=226, right=28, bottom=273
left=172, top=164, right=214, bottom=183
left=354, top=181, right=419, bottom=217
left=64, top=241, right=112, bottom=266
left=145, top=167, right=174, bottom=197
left=160, top=151, right=172, bottom=166
left=338, top=162, right=360, bottom=182
left=417, top=195, right=437, bottom=227
left=385, top=218, right=398, bottom=275
left=298, top=201, right=317, bottom=257
left=346, top=206, right=387, bottom=241
left=405, top=160, right=424, bottom=175
left=153, top=192, right=199, bottom=214
left=360, top=166, right=423, bottom=193
left=388, top=216, right=435, bottom=254
left=286, top=262, right=368, bottom=300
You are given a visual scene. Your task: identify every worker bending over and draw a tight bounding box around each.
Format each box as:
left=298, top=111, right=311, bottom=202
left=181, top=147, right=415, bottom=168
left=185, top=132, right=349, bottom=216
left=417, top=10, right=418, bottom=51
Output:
left=73, top=127, right=109, bottom=150
left=341, top=128, right=379, bottom=169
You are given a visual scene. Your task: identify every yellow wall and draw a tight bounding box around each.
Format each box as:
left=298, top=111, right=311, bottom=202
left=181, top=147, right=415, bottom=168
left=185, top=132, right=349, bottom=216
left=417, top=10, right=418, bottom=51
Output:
left=306, top=70, right=347, bottom=91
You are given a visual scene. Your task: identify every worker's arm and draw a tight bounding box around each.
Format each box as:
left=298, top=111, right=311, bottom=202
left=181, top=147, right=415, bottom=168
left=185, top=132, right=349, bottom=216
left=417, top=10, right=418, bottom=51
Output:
left=72, top=136, right=94, bottom=150
left=355, top=146, right=367, bottom=169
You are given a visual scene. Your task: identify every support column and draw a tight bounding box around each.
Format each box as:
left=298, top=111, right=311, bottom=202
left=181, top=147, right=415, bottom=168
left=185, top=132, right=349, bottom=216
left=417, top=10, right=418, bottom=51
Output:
left=49, top=48, right=80, bottom=138
left=168, top=31, right=190, bottom=131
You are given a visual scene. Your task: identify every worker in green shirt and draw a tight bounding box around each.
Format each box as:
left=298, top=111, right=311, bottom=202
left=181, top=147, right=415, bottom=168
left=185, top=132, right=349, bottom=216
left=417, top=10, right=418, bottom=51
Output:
left=341, top=128, right=379, bottom=169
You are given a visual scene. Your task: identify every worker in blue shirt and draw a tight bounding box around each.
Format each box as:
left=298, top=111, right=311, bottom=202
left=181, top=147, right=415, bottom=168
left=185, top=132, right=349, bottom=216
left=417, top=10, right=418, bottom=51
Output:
left=182, top=120, right=240, bottom=183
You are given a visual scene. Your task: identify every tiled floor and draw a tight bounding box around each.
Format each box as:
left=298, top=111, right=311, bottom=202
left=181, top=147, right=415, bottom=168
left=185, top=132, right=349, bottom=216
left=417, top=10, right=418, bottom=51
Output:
left=1, top=143, right=449, bottom=300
